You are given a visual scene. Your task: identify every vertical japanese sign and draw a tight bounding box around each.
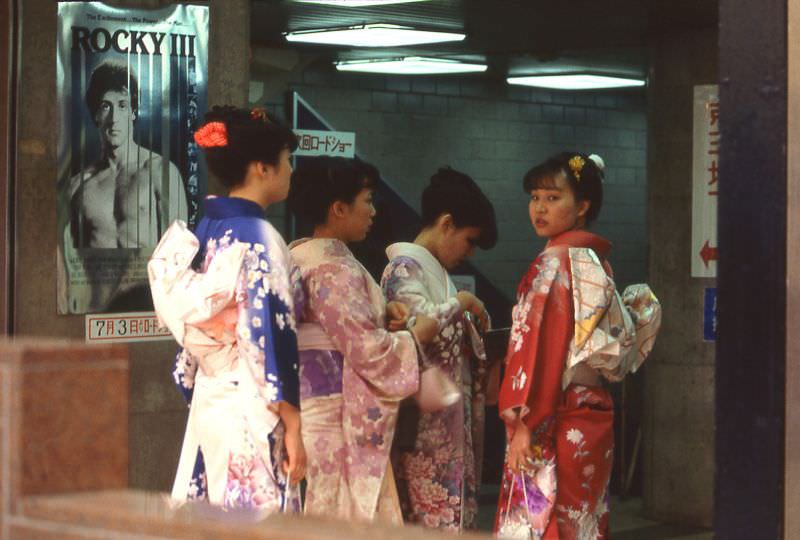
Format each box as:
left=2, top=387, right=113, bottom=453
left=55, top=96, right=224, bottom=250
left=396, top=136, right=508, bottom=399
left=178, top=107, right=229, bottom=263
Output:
left=692, top=84, right=719, bottom=277
left=56, top=2, right=208, bottom=314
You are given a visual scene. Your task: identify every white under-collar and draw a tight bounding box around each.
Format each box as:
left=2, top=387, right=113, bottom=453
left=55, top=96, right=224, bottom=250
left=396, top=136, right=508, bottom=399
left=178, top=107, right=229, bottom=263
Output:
left=385, top=242, right=455, bottom=300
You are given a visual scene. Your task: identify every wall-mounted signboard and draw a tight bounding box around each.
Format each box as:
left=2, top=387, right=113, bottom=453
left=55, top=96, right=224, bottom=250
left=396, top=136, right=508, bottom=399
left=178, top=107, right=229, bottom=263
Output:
left=294, top=129, right=356, bottom=158
left=85, top=311, right=171, bottom=343
left=692, top=84, right=720, bottom=277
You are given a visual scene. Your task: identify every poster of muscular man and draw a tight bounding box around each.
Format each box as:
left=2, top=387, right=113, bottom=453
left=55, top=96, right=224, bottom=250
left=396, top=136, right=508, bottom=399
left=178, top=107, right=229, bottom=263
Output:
left=56, top=2, right=208, bottom=314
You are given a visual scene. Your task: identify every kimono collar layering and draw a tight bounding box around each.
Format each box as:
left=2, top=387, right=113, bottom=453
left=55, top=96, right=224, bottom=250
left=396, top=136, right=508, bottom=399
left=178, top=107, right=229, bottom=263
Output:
left=290, top=236, right=353, bottom=263
left=546, top=229, right=612, bottom=260
left=385, top=242, right=456, bottom=301
left=203, top=196, right=265, bottom=220
left=518, top=230, right=612, bottom=299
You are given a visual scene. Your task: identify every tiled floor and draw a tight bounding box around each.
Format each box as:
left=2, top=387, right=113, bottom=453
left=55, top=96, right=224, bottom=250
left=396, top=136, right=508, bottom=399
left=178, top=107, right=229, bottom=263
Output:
left=476, top=485, right=713, bottom=539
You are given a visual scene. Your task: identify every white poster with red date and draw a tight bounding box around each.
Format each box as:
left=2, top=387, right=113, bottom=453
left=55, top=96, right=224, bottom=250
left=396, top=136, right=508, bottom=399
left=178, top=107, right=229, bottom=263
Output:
left=85, top=311, right=172, bottom=343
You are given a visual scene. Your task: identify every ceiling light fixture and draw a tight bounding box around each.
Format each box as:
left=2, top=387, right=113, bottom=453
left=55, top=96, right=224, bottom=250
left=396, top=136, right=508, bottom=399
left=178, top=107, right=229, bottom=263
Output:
left=507, top=74, right=646, bottom=90
left=293, top=0, right=429, bottom=6
left=285, top=24, right=465, bottom=47
left=336, top=57, right=487, bottom=75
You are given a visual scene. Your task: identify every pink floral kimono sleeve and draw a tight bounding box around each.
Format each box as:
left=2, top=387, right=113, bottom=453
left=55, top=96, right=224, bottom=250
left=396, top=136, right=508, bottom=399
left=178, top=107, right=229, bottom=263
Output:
left=382, top=258, right=462, bottom=327
left=306, top=259, right=419, bottom=399
left=381, top=257, right=465, bottom=375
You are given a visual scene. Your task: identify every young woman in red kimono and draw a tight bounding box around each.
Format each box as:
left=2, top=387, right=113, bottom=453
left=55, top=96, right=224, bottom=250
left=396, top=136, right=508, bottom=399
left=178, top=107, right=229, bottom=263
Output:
left=494, top=152, right=661, bottom=539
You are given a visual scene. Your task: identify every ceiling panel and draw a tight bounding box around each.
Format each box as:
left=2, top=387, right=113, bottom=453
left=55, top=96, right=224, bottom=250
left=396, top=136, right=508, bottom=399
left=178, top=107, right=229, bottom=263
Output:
left=251, top=0, right=717, bottom=78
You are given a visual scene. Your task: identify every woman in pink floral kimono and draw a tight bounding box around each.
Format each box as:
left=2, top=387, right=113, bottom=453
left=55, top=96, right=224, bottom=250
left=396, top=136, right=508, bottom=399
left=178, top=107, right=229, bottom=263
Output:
left=381, top=167, right=497, bottom=531
left=148, top=106, right=306, bottom=515
left=287, top=157, right=439, bottom=524
left=494, top=152, right=661, bottom=539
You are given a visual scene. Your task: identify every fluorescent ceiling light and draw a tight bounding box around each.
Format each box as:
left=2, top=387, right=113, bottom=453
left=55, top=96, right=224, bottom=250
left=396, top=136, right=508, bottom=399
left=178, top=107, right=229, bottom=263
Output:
left=285, top=24, right=465, bottom=47
left=507, top=74, right=646, bottom=90
left=336, top=57, right=487, bottom=75
left=294, top=0, right=429, bottom=5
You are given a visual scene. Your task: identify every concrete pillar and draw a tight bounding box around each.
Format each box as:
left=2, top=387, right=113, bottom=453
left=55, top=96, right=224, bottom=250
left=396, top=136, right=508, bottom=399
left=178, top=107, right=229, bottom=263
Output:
left=13, top=0, right=250, bottom=491
left=207, top=0, right=249, bottom=196
left=642, top=28, right=717, bottom=527
left=717, top=0, right=788, bottom=536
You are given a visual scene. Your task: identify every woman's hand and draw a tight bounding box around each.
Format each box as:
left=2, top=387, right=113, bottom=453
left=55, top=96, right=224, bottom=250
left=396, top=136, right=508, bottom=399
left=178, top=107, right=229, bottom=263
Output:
left=457, top=290, right=490, bottom=332
left=506, top=420, right=534, bottom=474
left=283, top=425, right=306, bottom=485
left=278, top=402, right=306, bottom=485
left=386, top=301, right=410, bottom=331
left=410, top=313, right=439, bottom=345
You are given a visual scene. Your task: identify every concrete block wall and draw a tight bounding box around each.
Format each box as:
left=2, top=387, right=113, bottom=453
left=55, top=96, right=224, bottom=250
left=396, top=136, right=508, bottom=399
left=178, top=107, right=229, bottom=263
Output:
left=256, top=66, right=649, bottom=301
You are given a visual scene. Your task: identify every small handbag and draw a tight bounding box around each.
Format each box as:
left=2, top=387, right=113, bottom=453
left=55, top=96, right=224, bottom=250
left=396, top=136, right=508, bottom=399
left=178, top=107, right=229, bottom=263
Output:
left=406, top=314, right=462, bottom=412
left=414, top=365, right=462, bottom=412
left=499, top=472, right=537, bottom=540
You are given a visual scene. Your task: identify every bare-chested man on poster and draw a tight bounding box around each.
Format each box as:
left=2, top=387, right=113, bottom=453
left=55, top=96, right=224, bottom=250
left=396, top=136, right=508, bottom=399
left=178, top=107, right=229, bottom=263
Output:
left=69, top=60, right=187, bottom=249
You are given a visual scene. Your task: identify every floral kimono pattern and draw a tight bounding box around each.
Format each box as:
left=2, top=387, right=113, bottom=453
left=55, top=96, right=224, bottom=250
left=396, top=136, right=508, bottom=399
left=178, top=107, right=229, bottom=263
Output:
left=291, top=237, right=420, bottom=524
left=381, top=242, right=484, bottom=531
left=495, top=230, right=661, bottom=539
left=149, top=196, right=301, bottom=515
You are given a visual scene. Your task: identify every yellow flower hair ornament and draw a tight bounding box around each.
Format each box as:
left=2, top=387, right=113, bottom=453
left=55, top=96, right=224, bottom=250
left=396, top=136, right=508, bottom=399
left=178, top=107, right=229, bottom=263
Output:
left=568, top=155, right=586, bottom=181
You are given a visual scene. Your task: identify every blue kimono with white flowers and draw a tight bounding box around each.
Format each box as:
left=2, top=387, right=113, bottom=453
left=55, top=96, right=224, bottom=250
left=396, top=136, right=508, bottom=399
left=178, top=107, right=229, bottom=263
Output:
left=163, top=196, right=300, bottom=512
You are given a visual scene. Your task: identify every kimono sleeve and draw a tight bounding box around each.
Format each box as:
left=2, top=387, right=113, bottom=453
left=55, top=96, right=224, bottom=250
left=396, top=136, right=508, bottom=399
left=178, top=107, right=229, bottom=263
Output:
left=308, top=261, right=419, bottom=400
left=498, top=250, right=573, bottom=433
left=381, top=257, right=462, bottom=328
left=238, top=236, right=300, bottom=408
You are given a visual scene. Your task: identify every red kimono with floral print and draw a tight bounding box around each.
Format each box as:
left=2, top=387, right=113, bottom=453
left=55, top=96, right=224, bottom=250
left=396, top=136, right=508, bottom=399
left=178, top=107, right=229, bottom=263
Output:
left=495, top=230, right=641, bottom=539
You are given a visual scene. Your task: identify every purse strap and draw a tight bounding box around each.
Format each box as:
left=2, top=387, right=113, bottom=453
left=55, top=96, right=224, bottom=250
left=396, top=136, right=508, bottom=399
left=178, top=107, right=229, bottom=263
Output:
left=281, top=479, right=303, bottom=514
left=501, top=470, right=537, bottom=539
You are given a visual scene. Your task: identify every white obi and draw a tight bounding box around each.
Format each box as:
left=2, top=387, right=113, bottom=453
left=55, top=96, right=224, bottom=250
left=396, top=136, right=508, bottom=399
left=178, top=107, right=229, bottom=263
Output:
left=564, top=247, right=662, bottom=388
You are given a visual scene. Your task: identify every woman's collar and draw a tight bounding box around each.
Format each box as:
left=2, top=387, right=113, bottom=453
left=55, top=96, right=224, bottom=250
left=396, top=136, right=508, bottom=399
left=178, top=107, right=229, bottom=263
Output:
left=386, top=242, right=450, bottom=293
left=546, top=229, right=612, bottom=259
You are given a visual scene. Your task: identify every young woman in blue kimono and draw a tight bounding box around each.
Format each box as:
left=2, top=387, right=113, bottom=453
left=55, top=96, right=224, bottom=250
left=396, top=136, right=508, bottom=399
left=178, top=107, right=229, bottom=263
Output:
left=148, top=106, right=306, bottom=515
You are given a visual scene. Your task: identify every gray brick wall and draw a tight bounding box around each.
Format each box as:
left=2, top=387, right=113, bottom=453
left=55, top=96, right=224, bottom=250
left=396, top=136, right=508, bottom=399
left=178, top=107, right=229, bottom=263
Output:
left=258, top=67, right=648, bottom=300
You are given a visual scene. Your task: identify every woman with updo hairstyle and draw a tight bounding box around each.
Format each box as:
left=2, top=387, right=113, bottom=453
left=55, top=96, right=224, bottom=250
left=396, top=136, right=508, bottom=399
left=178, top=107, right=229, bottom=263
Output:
left=287, top=156, right=439, bottom=524
left=380, top=166, right=497, bottom=531
left=494, top=152, right=662, bottom=538
left=148, top=105, right=306, bottom=514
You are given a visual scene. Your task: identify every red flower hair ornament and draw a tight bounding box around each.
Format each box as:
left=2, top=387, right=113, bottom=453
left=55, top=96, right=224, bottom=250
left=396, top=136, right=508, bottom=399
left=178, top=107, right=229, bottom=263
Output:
left=194, top=122, right=228, bottom=148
